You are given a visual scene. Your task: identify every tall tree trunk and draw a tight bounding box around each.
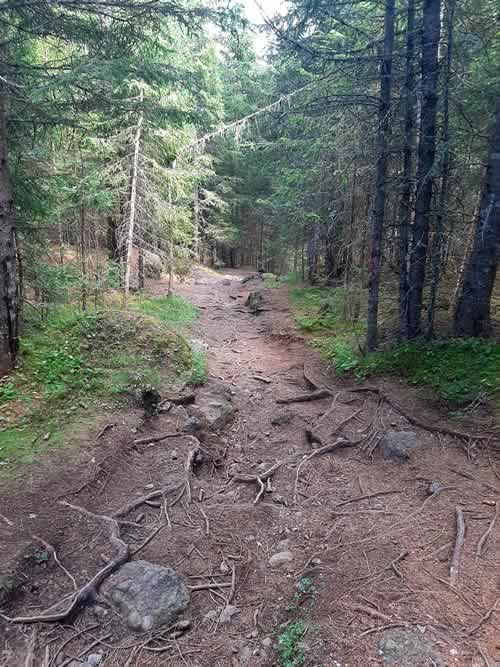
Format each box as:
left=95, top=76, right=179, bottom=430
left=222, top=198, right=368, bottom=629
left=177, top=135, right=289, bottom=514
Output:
left=427, top=0, right=455, bottom=337
left=0, top=91, right=18, bottom=374
left=192, top=186, right=200, bottom=262
left=453, top=96, right=500, bottom=337
left=366, top=0, right=396, bottom=351
left=407, top=0, right=441, bottom=337
left=307, top=221, right=321, bottom=284
left=398, top=0, right=416, bottom=338
left=123, top=93, right=144, bottom=304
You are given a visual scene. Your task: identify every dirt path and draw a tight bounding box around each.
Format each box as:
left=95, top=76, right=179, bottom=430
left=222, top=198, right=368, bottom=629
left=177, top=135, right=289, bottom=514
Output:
left=1, top=267, right=500, bottom=666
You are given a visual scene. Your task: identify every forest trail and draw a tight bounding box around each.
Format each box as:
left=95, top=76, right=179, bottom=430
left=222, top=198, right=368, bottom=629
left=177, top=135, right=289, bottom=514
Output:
left=1, top=268, right=500, bottom=666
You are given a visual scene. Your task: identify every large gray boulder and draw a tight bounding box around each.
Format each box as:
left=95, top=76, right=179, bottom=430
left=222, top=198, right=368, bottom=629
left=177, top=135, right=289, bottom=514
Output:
left=187, top=380, right=236, bottom=432
left=378, top=629, right=443, bottom=666
left=101, top=560, right=190, bottom=632
left=381, top=431, right=418, bottom=462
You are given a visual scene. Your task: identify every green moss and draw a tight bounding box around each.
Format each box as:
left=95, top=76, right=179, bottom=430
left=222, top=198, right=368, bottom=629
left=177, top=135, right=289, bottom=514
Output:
left=276, top=620, right=306, bottom=667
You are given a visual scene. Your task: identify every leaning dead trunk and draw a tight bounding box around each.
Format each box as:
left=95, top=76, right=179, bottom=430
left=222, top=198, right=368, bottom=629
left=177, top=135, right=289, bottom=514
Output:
left=0, top=89, right=18, bottom=375
left=407, top=0, right=441, bottom=337
left=453, top=96, right=500, bottom=337
left=366, top=0, right=396, bottom=351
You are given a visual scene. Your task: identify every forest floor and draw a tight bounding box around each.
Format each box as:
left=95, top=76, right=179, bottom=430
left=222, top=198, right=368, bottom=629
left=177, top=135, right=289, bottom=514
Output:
left=1, top=267, right=500, bottom=667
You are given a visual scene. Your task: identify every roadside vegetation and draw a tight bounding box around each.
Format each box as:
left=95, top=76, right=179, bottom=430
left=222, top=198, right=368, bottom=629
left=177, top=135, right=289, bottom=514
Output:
left=276, top=277, right=500, bottom=408
left=0, top=293, right=206, bottom=471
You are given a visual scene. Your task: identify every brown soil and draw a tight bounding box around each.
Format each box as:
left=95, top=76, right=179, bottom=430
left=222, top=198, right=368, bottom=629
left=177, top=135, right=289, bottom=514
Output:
left=1, top=267, right=500, bottom=666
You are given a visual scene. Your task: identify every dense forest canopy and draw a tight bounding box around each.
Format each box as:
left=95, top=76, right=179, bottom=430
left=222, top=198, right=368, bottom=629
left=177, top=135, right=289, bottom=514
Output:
left=0, top=0, right=498, bottom=372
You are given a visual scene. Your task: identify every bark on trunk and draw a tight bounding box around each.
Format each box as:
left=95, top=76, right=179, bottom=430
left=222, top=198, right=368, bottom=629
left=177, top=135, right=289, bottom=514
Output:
left=366, top=0, right=396, bottom=351
left=427, top=0, right=455, bottom=337
left=0, top=90, right=18, bottom=374
left=123, top=93, right=144, bottom=304
left=453, top=96, right=500, bottom=337
left=407, top=0, right=441, bottom=337
left=398, top=0, right=416, bottom=338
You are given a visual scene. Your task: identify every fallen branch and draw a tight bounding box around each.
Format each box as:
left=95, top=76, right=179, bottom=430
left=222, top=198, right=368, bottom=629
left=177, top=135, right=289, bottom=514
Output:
left=333, top=489, right=403, bottom=509
left=189, top=582, right=233, bottom=592
left=294, top=439, right=361, bottom=503
left=1, top=503, right=129, bottom=624
left=352, top=603, right=393, bottom=623
left=476, top=501, right=498, bottom=557
left=276, top=389, right=332, bottom=404
left=134, top=432, right=184, bottom=446
left=449, top=507, right=466, bottom=587
left=131, top=522, right=165, bottom=557
left=349, top=386, right=498, bottom=442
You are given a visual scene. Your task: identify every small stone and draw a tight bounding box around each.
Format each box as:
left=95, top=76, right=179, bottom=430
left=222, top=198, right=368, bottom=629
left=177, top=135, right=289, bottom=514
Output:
left=171, top=449, right=179, bottom=460
left=311, top=557, right=322, bottom=565
left=268, top=551, right=294, bottom=568
left=183, top=416, right=202, bottom=434
left=271, top=413, right=292, bottom=426
left=85, top=654, right=103, bottom=667
left=276, top=539, right=290, bottom=551
left=220, top=560, right=230, bottom=574
left=144, top=483, right=154, bottom=490
left=135, top=513, right=145, bottom=523
left=262, top=637, right=273, bottom=649
left=219, top=605, right=240, bottom=624
left=232, top=646, right=239, bottom=654
left=427, top=481, right=444, bottom=496
left=272, top=494, right=288, bottom=506
left=175, top=619, right=191, bottom=631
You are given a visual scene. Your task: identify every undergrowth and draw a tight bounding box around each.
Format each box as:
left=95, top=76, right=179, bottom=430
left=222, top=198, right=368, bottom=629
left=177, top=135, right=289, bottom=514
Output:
left=0, top=293, right=206, bottom=469
left=290, top=285, right=499, bottom=405
left=274, top=576, right=318, bottom=667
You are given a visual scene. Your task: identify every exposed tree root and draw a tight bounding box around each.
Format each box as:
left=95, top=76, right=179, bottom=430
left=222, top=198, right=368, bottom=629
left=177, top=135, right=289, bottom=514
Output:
left=276, top=388, right=332, bottom=404
left=1, top=502, right=129, bottom=624
left=113, top=484, right=182, bottom=518
left=349, top=386, right=498, bottom=442
left=449, top=506, right=466, bottom=587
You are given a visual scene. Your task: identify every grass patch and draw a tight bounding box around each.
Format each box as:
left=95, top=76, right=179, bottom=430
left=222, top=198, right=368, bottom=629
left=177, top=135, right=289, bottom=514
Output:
left=132, top=294, right=199, bottom=332
left=359, top=338, right=500, bottom=404
left=0, top=293, right=204, bottom=469
left=289, top=285, right=499, bottom=406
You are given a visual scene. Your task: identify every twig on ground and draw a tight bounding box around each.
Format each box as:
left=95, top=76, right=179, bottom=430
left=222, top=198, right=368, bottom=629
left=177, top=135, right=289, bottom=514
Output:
left=227, top=563, right=236, bottom=605
left=469, top=598, right=500, bottom=635
left=276, top=389, right=332, bottom=404
left=24, top=629, right=37, bottom=667
left=254, top=477, right=265, bottom=504
left=48, top=624, right=99, bottom=667
left=32, top=534, right=77, bottom=590
left=449, top=507, right=466, bottom=587
left=294, top=438, right=361, bottom=503
left=359, top=622, right=408, bottom=637
left=476, top=643, right=492, bottom=667
left=199, top=506, right=210, bottom=536
left=95, top=423, right=115, bottom=440
left=333, top=488, right=403, bottom=509
left=131, top=522, right=165, bottom=557
left=351, top=604, right=393, bottom=623
left=58, top=634, right=112, bottom=667
left=231, top=460, right=283, bottom=484
left=1, top=503, right=128, bottom=624
left=476, top=501, right=498, bottom=557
